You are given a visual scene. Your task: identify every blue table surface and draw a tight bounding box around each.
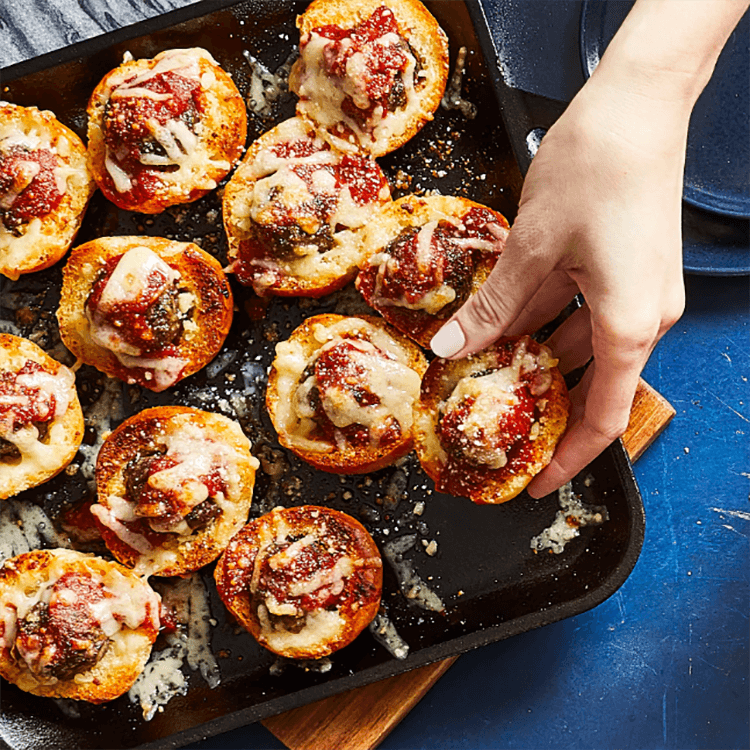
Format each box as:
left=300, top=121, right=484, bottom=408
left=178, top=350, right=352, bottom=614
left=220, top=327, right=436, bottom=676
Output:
left=1, top=2, right=747, bottom=749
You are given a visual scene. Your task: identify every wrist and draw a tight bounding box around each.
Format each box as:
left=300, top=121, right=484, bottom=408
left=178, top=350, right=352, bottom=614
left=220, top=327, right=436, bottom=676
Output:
left=592, top=0, right=749, bottom=109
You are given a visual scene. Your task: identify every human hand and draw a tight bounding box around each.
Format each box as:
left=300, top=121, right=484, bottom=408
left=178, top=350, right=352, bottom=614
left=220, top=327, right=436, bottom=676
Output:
left=430, top=61, right=694, bottom=498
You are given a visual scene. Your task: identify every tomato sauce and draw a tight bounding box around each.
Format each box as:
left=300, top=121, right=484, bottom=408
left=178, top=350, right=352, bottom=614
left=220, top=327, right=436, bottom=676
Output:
left=14, top=571, right=108, bottom=679
left=0, top=147, right=64, bottom=230
left=338, top=153, right=387, bottom=204
left=0, top=361, right=56, bottom=435
left=359, top=206, right=506, bottom=312
left=234, top=140, right=387, bottom=289
left=103, top=70, right=202, bottom=201
left=86, top=253, right=182, bottom=356
left=306, top=339, right=401, bottom=449
left=48, top=571, right=107, bottom=632
left=311, top=6, right=411, bottom=125
left=272, top=139, right=320, bottom=160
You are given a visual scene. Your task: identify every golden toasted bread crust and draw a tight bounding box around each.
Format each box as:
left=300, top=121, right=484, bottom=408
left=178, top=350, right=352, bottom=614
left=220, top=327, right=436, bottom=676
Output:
left=289, top=0, right=449, bottom=157
left=0, top=334, right=84, bottom=500
left=223, top=116, right=391, bottom=298
left=0, top=103, right=96, bottom=280
left=414, top=336, right=570, bottom=504
left=266, top=313, right=427, bottom=474
left=0, top=549, right=160, bottom=703
left=214, top=505, right=382, bottom=659
left=87, top=48, right=246, bottom=213
left=356, top=194, right=510, bottom=347
left=93, top=405, right=259, bottom=577
left=56, top=235, right=233, bottom=392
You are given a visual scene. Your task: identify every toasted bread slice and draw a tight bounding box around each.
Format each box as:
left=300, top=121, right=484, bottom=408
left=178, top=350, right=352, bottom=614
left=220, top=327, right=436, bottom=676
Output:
left=356, top=194, right=510, bottom=347
left=414, top=335, right=569, bottom=504
left=0, top=548, right=160, bottom=703
left=267, top=313, right=427, bottom=474
left=0, top=103, right=96, bottom=280
left=87, top=48, right=246, bottom=213
left=289, top=0, right=449, bottom=157
left=0, top=334, right=84, bottom=499
left=92, top=405, right=260, bottom=578
left=223, top=116, right=391, bottom=297
left=215, top=505, right=382, bottom=659
left=56, top=235, right=233, bottom=392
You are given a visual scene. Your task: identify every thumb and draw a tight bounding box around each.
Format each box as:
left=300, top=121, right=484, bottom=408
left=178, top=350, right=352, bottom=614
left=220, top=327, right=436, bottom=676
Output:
left=430, top=226, right=555, bottom=358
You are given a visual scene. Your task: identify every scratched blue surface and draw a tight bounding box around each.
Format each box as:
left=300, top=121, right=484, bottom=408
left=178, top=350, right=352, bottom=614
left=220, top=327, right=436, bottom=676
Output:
left=1, top=1, right=747, bottom=748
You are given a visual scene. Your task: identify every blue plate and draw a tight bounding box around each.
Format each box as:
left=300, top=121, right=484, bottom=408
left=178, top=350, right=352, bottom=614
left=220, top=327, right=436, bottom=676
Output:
left=580, top=0, right=750, bottom=219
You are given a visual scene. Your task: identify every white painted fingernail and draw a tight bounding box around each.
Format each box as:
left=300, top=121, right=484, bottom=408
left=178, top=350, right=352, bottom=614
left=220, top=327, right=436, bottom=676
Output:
left=430, top=320, right=466, bottom=358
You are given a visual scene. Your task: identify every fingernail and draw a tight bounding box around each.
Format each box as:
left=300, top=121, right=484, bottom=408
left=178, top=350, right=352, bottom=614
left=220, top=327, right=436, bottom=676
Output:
left=430, top=320, right=466, bottom=358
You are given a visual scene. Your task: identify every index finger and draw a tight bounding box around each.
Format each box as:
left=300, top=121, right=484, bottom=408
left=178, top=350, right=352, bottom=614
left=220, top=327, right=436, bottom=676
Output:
left=430, top=219, right=559, bottom=359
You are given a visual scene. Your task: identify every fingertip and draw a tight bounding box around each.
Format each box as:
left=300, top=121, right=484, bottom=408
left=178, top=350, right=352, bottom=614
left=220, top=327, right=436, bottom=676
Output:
left=525, top=483, right=545, bottom=500
left=525, top=476, right=558, bottom=499
left=526, top=457, right=569, bottom=499
left=430, top=319, right=466, bottom=359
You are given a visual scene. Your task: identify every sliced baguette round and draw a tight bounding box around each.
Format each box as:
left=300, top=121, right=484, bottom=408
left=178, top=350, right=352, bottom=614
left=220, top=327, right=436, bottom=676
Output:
left=56, top=235, right=233, bottom=392
left=0, top=334, right=84, bottom=499
left=223, top=116, right=391, bottom=298
left=87, top=47, right=246, bottom=213
left=289, top=0, right=449, bottom=157
left=0, top=103, right=96, bottom=280
left=414, top=335, right=570, bottom=504
left=214, top=505, right=382, bottom=660
left=355, top=194, right=510, bottom=347
left=0, top=548, right=160, bottom=703
left=266, top=313, right=427, bottom=474
left=92, top=406, right=259, bottom=578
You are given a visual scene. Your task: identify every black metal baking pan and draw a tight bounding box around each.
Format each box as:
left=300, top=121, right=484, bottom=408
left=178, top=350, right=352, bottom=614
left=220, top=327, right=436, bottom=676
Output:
left=0, top=2, right=645, bottom=748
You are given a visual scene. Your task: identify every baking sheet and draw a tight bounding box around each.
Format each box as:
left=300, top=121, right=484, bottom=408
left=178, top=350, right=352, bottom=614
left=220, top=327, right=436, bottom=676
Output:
left=0, top=2, right=644, bottom=748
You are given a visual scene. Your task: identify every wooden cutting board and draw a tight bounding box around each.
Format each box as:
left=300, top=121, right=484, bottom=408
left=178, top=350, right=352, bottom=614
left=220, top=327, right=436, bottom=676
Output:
left=263, top=378, right=675, bottom=750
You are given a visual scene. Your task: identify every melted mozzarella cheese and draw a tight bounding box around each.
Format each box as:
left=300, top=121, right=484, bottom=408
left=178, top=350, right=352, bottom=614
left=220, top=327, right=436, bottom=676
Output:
left=274, top=318, right=422, bottom=451
left=257, top=604, right=345, bottom=652
left=109, top=48, right=212, bottom=95
left=286, top=556, right=354, bottom=597
left=0, top=362, right=77, bottom=477
left=90, top=502, right=153, bottom=554
left=414, top=220, right=438, bottom=272
left=85, top=247, right=189, bottom=388
left=146, top=423, right=240, bottom=520
left=450, top=220, right=509, bottom=252
left=95, top=246, right=179, bottom=314
left=0, top=123, right=46, bottom=152
left=313, top=339, right=421, bottom=443
left=104, top=152, right=132, bottom=192
left=0, top=550, right=159, bottom=655
left=296, top=29, right=421, bottom=154
left=438, top=338, right=557, bottom=468
left=103, top=49, right=229, bottom=194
